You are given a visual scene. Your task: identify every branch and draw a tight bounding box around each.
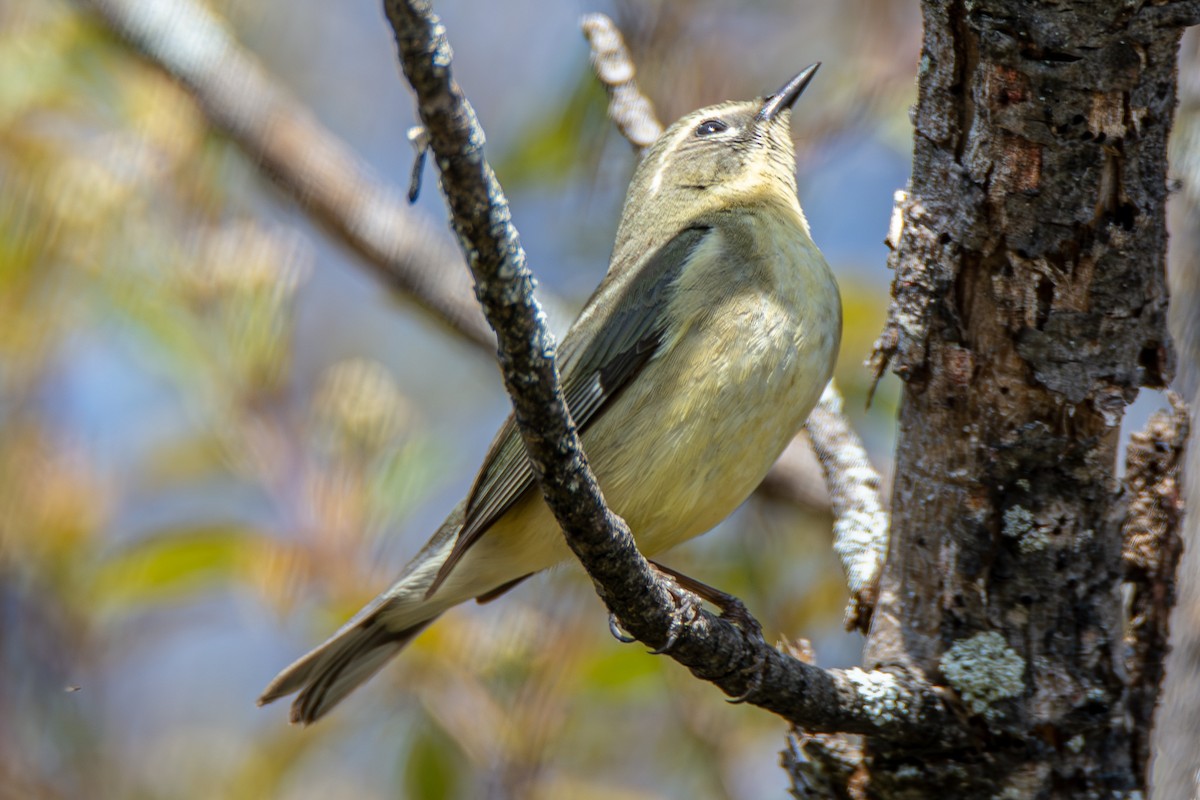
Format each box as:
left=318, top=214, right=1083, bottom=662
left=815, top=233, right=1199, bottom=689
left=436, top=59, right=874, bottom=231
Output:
left=82, top=0, right=495, bottom=350
left=1121, top=393, right=1189, bottom=771
left=381, top=0, right=955, bottom=742
left=580, top=13, right=662, bottom=153
left=580, top=12, right=889, bottom=628
left=807, top=385, right=890, bottom=632
left=783, top=728, right=863, bottom=799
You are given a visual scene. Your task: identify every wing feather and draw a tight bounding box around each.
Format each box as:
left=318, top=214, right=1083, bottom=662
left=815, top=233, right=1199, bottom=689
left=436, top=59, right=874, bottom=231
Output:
left=425, top=225, right=712, bottom=595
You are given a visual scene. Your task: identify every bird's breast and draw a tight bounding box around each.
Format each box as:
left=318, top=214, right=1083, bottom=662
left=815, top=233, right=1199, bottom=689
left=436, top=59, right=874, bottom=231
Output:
left=584, top=208, right=841, bottom=555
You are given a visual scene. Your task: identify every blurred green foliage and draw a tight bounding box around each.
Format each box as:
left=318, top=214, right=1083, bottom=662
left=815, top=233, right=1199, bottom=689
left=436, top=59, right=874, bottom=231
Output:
left=494, top=67, right=610, bottom=188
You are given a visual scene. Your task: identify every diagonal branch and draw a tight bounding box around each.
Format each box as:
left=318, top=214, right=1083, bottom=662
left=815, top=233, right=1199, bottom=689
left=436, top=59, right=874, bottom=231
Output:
left=581, top=13, right=663, bottom=152
left=381, top=0, right=955, bottom=741
left=807, top=385, right=890, bottom=632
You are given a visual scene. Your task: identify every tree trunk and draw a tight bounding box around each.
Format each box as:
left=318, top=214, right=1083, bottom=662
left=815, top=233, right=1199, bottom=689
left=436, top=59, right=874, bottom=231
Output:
left=861, top=2, right=1187, bottom=796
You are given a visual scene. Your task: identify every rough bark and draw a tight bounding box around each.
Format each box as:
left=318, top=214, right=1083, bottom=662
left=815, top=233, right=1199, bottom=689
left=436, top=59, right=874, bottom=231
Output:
left=863, top=2, right=1195, bottom=796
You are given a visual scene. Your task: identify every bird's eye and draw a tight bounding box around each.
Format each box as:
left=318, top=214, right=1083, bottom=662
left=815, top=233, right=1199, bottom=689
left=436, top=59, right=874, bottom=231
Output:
left=694, top=118, right=728, bottom=137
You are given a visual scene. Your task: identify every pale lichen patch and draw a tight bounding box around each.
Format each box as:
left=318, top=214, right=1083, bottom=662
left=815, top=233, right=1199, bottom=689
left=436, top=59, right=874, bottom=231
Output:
left=1001, top=505, right=1051, bottom=554
left=1002, top=506, right=1034, bottom=538
left=843, top=667, right=908, bottom=726
left=940, top=631, right=1025, bottom=718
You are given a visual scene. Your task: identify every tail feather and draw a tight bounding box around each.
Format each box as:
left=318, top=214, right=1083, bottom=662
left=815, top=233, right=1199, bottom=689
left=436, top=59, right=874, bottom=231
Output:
left=260, top=510, right=466, bottom=723
left=258, top=611, right=437, bottom=725
left=260, top=496, right=568, bottom=722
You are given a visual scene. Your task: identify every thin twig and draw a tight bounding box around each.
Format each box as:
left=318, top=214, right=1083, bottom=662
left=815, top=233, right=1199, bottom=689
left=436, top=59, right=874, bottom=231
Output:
left=580, top=12, right=889, bottom=628
left=382, top=0, right=954, bottom=741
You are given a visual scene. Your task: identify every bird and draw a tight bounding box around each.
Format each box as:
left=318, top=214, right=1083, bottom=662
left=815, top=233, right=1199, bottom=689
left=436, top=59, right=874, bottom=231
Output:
left=259, top=64, right=842, bottom=725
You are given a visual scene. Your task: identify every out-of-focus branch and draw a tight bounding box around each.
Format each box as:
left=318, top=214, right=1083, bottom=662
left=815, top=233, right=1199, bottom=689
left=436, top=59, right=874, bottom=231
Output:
left=758, top=435, right=831, bottom=512
left=580, top=12, right=888, bottom=626
left=581, top=13, right=662, bottom=153
left=382, top=0, right=956, bottom=742
left=806, top=385, right=890, bottom=632
left=82, top=0, right=495, bottom=350
left=1120, top=394, right=1189, bottom=773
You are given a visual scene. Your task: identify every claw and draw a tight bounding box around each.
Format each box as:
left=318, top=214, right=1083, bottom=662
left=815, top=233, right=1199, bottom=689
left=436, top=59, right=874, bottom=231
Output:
left=726, top=649, right=768, bottom=704
left=608, top=613, right=637, bottom=643
left=405, top=125, right=429, bottom=203
left=648, top=631, right=678, bottom=655
left=648, top=559, right=766, bottom=642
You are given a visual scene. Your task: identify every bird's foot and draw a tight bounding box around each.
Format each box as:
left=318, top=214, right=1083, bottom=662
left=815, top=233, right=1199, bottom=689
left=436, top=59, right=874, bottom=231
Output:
left=606, top=570, right=704, bottom=653
left=608, top=561, right=766, bottom=664
left=648, top=560, right=765, bottom=643
left=644, top=560, right=768, bottom=702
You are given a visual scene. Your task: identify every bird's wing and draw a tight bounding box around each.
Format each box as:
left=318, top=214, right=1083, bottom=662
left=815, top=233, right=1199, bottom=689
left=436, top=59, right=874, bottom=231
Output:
left=426, top=224, right=713, bottom=595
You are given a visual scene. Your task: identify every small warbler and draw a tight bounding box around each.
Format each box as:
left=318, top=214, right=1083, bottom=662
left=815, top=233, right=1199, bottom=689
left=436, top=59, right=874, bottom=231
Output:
left=260, top=65, right=841, bottom=724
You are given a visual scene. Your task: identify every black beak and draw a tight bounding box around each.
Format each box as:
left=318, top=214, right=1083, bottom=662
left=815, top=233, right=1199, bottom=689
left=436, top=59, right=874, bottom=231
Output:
left=757, top=63, right=820, bottom=122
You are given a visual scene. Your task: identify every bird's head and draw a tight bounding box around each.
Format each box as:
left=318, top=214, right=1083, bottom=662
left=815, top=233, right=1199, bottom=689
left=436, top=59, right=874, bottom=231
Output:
left=617, top=63, right=820, bottom=237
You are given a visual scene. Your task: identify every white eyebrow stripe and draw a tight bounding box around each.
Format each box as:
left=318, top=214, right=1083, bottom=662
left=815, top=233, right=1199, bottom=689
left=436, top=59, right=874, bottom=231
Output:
left=648, top=122, right=702, bottom=195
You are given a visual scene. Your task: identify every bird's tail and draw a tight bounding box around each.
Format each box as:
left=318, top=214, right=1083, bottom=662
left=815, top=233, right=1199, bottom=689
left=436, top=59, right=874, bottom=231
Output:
left=257, top=610, right=438, bottom=725
left=259, top=509, right=465, bottom=724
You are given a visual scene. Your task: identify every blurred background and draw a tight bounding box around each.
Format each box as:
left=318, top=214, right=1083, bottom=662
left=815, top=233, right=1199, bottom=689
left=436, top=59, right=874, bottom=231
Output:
left=0, top=1, right=1184, bottom=798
